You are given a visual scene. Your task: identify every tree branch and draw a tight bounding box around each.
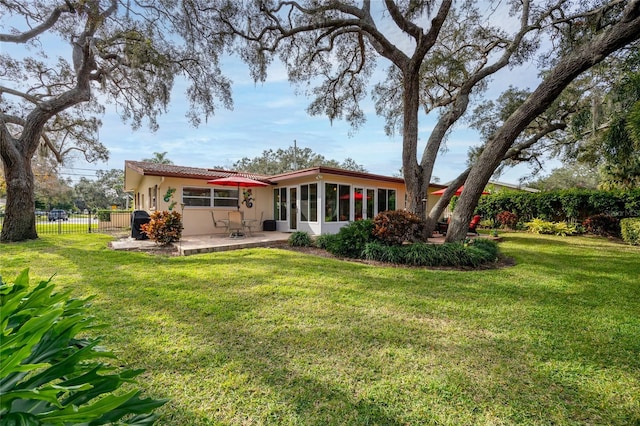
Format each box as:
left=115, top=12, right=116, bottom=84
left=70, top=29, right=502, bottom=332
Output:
left=0, top=3, right=74, bottom=43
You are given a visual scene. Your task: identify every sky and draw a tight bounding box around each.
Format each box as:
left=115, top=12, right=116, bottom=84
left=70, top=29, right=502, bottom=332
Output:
left=3, top=2, right=555, bottom=186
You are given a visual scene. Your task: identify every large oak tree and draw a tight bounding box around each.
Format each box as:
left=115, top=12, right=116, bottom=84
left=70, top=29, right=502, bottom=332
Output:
left=0, top=1, right=232, bottom=241
left=202, top=0, right=640, bottom=241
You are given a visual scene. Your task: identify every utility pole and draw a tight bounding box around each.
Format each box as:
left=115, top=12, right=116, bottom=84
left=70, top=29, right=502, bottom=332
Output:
left=292, top=139, right=298, bottom=170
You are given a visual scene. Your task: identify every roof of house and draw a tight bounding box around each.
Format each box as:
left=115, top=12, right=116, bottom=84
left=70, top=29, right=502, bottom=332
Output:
left=124, top=161, right=446, bottom=188
left=124, top=161, right=272, bottom=182
left=268, top=166, right=406, bottom=184
left=488, top=180, right=540, bottom=193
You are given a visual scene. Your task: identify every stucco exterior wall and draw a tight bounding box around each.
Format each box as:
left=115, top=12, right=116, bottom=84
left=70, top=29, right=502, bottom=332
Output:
left=132, top=175, right=273, bottom=237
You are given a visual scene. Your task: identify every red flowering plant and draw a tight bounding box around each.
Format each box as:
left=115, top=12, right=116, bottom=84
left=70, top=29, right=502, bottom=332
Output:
left=372, top=210, right=424, bottom=245
left=496, top=211, right=518, bottom=229
left=140, top=211, right=184, bottom=246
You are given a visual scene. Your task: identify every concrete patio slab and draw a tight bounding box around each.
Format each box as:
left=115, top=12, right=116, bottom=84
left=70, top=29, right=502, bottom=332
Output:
left=110, top=231, right=291, bottom=256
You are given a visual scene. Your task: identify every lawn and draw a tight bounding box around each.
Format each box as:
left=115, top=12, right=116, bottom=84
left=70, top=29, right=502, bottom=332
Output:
left=1, top=233, right=639, bottom=425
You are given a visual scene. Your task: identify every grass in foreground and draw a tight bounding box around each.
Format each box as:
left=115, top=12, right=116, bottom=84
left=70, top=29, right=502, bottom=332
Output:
left=1, top=233, right=639, bottom=425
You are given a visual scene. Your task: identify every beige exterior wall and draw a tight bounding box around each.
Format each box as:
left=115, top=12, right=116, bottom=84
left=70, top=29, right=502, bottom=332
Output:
left=131, top=175, right=273, bottom=237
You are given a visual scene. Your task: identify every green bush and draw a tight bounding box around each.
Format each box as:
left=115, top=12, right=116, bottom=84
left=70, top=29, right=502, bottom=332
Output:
left=372, top=210, right=424, bottom=246
left=96, top=210, right=112, bottom=221
left=0, top=269, right=167, bottom=424
left=140, top=210, right=184, bottom=245
left=620, top=218, right=640, bottom=245
left=288, top=231, right=313, bottom=247
left=525, top=218, right=556, bottom=234
left=314, top=233, right=337, bottom=250
left=476, top=188, right=640, bottom=223
left=324, top=220, right=376, bottom=258
left=582, top=214, right=621, bottom=238
left=362, top=239, right=499, bottom=267
left=525, top=218, right=578, bottom=236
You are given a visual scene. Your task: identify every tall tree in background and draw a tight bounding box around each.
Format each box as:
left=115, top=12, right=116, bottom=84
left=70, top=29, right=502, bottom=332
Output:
left=525, top=164, right=600, bottom=191
left=228, top=144, right=366, bottom=175
left=568, top=50, right=640, bottom=189
left=0, top=1, right=232, bottom=241
left=203, top=0, right=640, bottom=241
left=74, top=169, right=127, bottom=210
left=142, top=152, right=174, bottom=165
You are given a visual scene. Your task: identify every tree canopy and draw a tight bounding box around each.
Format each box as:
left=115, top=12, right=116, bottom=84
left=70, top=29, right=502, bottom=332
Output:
left=142, top=152, right=174, bottom=165
left=73, top=169, right=127, bottom=211
left=225, top=144, right=366, bottom=175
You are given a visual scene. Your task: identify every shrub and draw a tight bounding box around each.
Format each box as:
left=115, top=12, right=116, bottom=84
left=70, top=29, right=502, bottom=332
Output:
left=582, top=214, right=621, bottom=238
left=372, top=210, right=424, bottom=246
left=314, top=233, right=337, bottom=250
left=96, top=209, right=112, bottom=221
left=141, top=210, right=184, bottom=245
left=288, top=231, right=313, bottom=247
left=525, top=218, right=578, bottom=236
left=0, top=269, right=167, bottom=424
left=496, top=211, right=518, bottom=229
left=525, top=218, right=556, bottom=234
left=620, top=218, right=640, bottom=245
left=469, top=238, right=500, bottom=258
left=362, top=239, right=499, bottom=267
left=552, top=222, right=576, bottom=236
left=324, top=220, right=376, bottom=258
left=480, top=218, right=495, bottom=229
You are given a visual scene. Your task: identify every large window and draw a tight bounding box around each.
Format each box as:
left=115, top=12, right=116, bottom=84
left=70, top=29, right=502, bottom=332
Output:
left=273, top=188, right=287, bottom=221
left=300, top=183, right=318, bottom=222
left=377, top=189, right=396, bottom=212
left=325, top=183, right=350, bottom=222
left=182, top=187, right=238, bottom=207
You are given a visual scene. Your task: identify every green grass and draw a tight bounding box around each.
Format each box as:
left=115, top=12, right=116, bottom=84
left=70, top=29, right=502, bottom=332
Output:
left=1, top=233, right=639, bottom=425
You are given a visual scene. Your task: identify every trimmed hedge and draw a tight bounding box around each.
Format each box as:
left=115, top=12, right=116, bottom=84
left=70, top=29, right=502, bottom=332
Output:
left=362, top=239, right=499, bottom=268
left=621, top=218, right=640, bottom=245
left=476, top=188, right=640, bottom=223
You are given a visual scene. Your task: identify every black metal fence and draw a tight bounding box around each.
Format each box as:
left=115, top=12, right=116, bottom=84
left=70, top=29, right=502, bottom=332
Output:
left=0, top=211, right=133, bottom=236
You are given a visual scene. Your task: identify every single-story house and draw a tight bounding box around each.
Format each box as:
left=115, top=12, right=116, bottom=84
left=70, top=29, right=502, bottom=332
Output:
left=124, top=160, right=447, bottom=237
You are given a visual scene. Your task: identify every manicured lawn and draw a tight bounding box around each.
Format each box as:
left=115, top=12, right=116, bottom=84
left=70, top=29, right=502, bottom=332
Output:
left=1, top=233, right=639, bottom=425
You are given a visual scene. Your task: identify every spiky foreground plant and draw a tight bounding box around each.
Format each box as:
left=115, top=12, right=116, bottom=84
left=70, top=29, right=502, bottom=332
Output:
left=0, top=269, right=167, bottom=425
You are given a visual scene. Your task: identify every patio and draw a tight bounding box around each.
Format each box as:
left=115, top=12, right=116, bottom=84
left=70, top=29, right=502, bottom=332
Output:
left=111, top=231, right=292, bottom=256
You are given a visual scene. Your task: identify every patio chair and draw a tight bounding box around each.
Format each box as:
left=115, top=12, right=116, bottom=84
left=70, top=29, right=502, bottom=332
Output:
left=242, top=211, right=263, bottom=237
left=436, top=217, right=450, bottom=235
left=468, top=215, right=482, bottom=235
left=228, top=211, right=244, bottom=238
left=211, top=211, right=229, bottom=233
left=436, top=215, right=482, bottom=236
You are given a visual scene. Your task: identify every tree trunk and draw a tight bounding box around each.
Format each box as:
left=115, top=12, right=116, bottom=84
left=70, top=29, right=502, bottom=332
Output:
left=401, top=71, right=428, bottom=221
left=425, top=169, right=470, bottom=235
left=446, top=1, right=640, bottom=242
left=1, top=155, right=37, bottom=241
